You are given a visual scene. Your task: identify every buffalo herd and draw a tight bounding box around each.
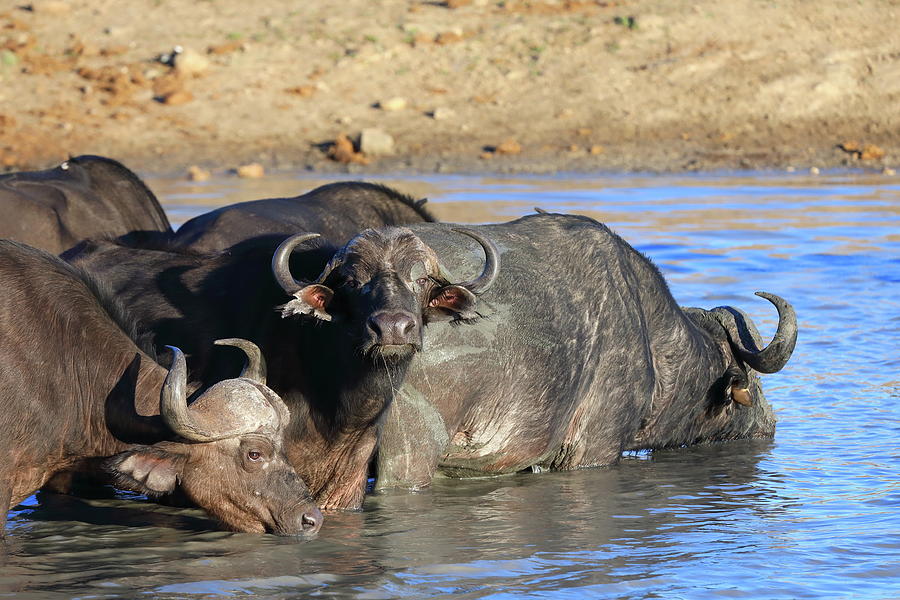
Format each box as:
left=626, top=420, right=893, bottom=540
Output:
left=0, top=156, right=797, bottom=535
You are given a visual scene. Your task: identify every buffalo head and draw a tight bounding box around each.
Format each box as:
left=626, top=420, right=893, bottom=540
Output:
left=272, top=227, right=499, bottom=361
left=105, top=339, right=323, bottom=536
left=686, top=292, right=798, bottom=408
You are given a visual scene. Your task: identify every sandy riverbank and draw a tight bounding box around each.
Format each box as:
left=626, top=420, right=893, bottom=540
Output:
left=2, top=0, right=897, bottom=176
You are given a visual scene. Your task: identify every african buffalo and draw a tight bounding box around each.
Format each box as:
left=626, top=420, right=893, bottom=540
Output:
left=271, top=213, right=797, bottom=502
left=0, top=241, right=321, bottom=535
left=0, top=155, right=172, bottom=254
left=170, top=181, right=434, bottom=252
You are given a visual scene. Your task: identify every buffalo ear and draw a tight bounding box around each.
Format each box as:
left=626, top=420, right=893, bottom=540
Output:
left=104, top=445, right=187, bottom=496
left=279, top=284, right=334, bottom=322
left=731, top=386, right=752, bottom=406
left=425, top=284, right=478, bottom=321
left=722, top=364, right=753, bottom=407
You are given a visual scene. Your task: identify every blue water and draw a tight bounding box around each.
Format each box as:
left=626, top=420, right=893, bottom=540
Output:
left=3, top=172, right=898, bottom=599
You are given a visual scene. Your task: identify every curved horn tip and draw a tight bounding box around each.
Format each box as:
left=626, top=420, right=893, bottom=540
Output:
left=214, top=338, right=260, bottom=352
left=213, top=338, right=267, bottom=384
left=272, top=232, right=323, bottom=295
left=755, top=291, right=781, bottom=303
left=449, top=227, right=500, bottom=294
left=165, top=345, right=186, bottom=365
left=754, top=291, right=797, bottom=324
left=160, top=345, right=218, bottom=443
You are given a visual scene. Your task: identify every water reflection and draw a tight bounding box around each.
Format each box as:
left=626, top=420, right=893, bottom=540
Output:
left=3, top=172, right=898, bottom=599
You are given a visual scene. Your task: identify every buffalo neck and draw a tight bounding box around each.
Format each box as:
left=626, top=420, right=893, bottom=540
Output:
left=94, top=349, right=170, bottom=455
left=267, top=324, right=412, bottom=510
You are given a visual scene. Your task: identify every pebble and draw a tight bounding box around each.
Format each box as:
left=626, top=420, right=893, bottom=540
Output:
left=187, top=165, right=211, bottom=181
left=328, top=134, right=369, bottom=165
left=207, top=40, right=244, bottom=55
left=883, top=167, right=896, bottom=176
left=379, top=97, right=407, bottom=111
left=496, top=139, right=522, bottom=155
left=162, top=90, right=193, bottom=106
left=809, top=166, right=820, bottom=175
left=359, top=128, right=395, bottom=156
left=435, top=31, right=464, bottom=45
left=174, top=48, right=210, bottom=77
left=30, top=1, right=71, bottom=15
left=285, top=85, right=316, bottom=98
left=430, top=107, right=455, bottom=120
left=236, top=163, right=265, bottom=178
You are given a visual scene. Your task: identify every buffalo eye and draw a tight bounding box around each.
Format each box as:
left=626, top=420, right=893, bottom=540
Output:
left=344, top=279, right=359, bottom=289
left=416, top=277, right=429, bottom=287
left=247, top=450, right=262, bottom=461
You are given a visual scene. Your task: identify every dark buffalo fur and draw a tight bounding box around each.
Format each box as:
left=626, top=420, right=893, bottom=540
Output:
left=170, top=181, right=435, bottom=253
left=0, top=155, right=171, bottom=254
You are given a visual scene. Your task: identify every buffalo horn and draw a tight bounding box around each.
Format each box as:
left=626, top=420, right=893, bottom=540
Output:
left=271, top=233, right=321, bottom=295
left=214, top=338, right=267, bottom=385
left=450, top=228, right=500, bottom=294
left=713, top=292, right=798, bottom=374
left=159, top=346, right=219, bottom=442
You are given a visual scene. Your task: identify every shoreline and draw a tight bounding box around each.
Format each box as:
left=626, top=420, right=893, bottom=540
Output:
left=3, top=1, right=896, bottom=178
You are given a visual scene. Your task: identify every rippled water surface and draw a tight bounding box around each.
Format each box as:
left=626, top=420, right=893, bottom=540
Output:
left=4, top=171, right=898, bottom=599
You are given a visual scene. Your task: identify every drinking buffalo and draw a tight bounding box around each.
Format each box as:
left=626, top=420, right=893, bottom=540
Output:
left=170, top=181, right=434, bottom=252
left=0, top=241, right=321, bottom=535
left=0, top=155, right=172, bottom=254
left=271, top=213, right=797, bottom=502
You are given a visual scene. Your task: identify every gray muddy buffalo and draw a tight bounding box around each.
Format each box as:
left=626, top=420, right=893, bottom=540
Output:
left=271, top=212, right=797, bottom=503
left=170, top=181, right=435, bottom=252
left=0, top=241, right=321, bottom=535
left=0, top=155, right=172, bottom=254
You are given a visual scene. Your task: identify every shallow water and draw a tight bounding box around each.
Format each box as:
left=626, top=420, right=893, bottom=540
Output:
left=4, top=171, right=899, bottom=599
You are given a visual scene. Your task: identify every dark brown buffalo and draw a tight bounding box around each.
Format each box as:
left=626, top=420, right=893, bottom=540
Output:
left=270, top=213, right=797, bottom=503
left=0, top=241, right=321, bottom=535
left=169, top=181, right=434, bottom=252
left=0, top=155, right=171, bottom=254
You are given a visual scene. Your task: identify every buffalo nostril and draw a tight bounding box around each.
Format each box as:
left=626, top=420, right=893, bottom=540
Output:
left=366, top=316, right=383, bottom=337
left=301, top=507, right=323, bottom=532
left=396, top=314, right=415, bottom=336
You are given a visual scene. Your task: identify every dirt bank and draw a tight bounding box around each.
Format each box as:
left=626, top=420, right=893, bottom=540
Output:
left=2, top=0, right=897, bottom=176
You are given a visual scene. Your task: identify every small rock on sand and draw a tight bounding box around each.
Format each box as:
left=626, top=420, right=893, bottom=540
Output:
left=379, top=97, right=407, bottom=111
left=328, top=134, right=369, bottom=165
left=174, top=48, right=210, bottom=77
left=495, top=139, right=522, bottom=155
left=30, top=1, right=72, bottom=15
left=162, top=90, right=193, bottom=106
left=359, top=128, right=395, bottom=156
left=431, top=107, right=456, bottom=120
left=236, top=163, right=265, bottom=178
left=187, top=165, right=211, bottom=181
